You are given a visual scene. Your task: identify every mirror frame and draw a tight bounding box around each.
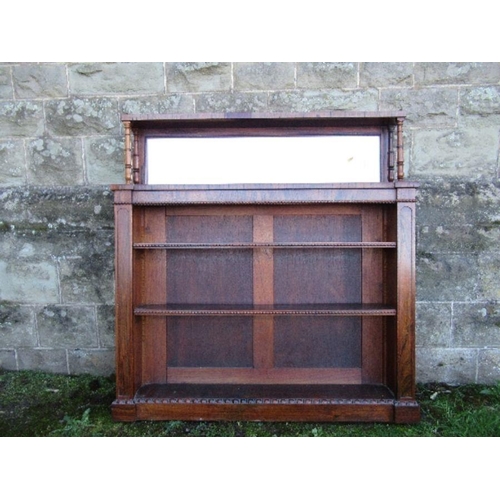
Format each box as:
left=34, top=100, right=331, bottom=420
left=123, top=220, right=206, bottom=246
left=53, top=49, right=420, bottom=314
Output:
left=121, top=112, right=406, bottom=185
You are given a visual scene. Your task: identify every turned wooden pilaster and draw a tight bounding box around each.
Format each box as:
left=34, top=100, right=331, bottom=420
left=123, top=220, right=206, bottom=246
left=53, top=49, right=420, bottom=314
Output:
left=124, top=121, right=133, bottom=184
left=132, top=130, right=140, bottom=184
left=396, top=117, right=404, bottom=180
left=388, top=125, right=395, bottom=182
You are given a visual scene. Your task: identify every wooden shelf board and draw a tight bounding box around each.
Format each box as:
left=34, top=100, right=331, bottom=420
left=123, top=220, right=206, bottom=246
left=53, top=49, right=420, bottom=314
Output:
left=135, top=383, right=395, bottom=401
left=133, top=242, right=396, bottom=249
left=134, top=303, right=397, bottom=316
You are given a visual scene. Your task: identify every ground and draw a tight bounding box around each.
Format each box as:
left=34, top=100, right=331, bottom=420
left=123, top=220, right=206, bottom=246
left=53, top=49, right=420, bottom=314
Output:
left=1, top=370, right=499, bottom=437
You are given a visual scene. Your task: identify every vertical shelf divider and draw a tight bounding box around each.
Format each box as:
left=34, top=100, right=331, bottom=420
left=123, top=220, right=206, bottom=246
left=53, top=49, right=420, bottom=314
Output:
left=253, top=214, right=275, bottom=370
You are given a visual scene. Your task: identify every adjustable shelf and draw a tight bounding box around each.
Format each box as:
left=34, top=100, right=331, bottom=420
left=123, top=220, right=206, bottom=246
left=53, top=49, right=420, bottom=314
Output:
left=111, top=112, right=420, bottom=423
left=134, top=304, right=397, bottom=316
left=133, top=242, right=397, bottom=249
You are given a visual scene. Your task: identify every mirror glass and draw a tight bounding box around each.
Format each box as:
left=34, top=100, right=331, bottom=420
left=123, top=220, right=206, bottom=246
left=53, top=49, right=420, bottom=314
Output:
left=146, top=135, right=381, bottom=184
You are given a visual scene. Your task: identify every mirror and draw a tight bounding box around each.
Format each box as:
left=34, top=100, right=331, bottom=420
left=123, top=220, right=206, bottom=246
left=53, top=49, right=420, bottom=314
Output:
left=146, top=135, right=381, bottom=184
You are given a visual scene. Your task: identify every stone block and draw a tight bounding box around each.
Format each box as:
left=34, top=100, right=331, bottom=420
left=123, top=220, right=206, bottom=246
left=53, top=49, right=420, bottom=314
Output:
left=1, top=208, right=114, bottom=338
left=120, top=94, right=194, bottom=115
left=359, top=62, right=413, bottom=87
left=85, top=136, right=123, bottom=185
left=234, top=63, right=295, bottom=90
left=0, top=66, right=12, bottom=99
left=3, top=233, right=60, bottom=274
left=0, top=101, right=44, bottom=138
left=380, top=88, right=458, bottom=127
left=68, top=348, right=114, bottom=375
left=477, top=349, right=500, bottom=384
left=416, top=302, right=452, bottom=347
left=0, top=232, right=42, bottom=264
left=0, top=187, right=114, bottom=232
left=195, top=92, right=267, bottom=113
left=411, top=125, right=499, bottom=180
left=452, top=302, right=500, bottom=347
left=415, top=62, right=500, bottom=86
left=37, top=305, right=98, bottom=348
left=17, top=348, right=68, bottom=373
left=0, top=349, right=17, bottom=370
left=460, top=86, right=500, bottom=118
left=477, top=253, right=500, bottom=302
left=59, top=234, right=114, bottom=305
left=157, top=95, right=195, bottom=114
left=416, top=347, right=478, bottom=383
left=417, top=222, right=500, bottom=255
left=69, top=63, right=164, bottom=95
left=0, top=303, right=36, bottom=348
left=97, top=305, right=114, bottom=348
left=0, top=226, right=114, bottom=326
left=45, top=98, right=120, bottom=137
left=13, top=64, right=67, bottom=98
left=268, top=89, right=378, bottom=112
left=417, top=181, right=500, bottom=229
left=296, top=62, right=357, bottom=89
left=417, top=252, right=500, bottom=303
left=166, top=62, right=231, bottom=92
left=0, top=140, right=25, bottom=186
left=0, top=260, right=59, bottom=303
left=0, top=226, right=114, bottom=274
left=417, top=253, right=479, bottom=303
left=26, top=137, right=84, bottom=186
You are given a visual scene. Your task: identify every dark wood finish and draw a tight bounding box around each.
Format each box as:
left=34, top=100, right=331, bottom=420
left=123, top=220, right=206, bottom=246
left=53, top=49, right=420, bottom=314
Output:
left=397, top=117, right=405, bottom=180
left=112, top=112, right=419, bottom=423
left=166, top=368, right=361, bottom=385
left=116, top=383, right=396, bottom=422
left=123, top=121, right=132, bottom=184
left=133, top=304, right=397, bottom=316
left=137, top=207, right=167, bottom=385
left=124, top=111, right=404, bottom=184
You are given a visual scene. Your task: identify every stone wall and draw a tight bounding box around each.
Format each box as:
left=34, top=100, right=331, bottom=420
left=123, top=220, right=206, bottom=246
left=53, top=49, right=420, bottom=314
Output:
left=1, top=62, right=499, bottom=383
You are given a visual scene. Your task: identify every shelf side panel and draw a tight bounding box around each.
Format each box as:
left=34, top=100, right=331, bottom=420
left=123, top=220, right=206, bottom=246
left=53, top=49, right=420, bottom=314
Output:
left=114, top=201, right=138, bottom=399
left=396, top=203, right=417, bottom=399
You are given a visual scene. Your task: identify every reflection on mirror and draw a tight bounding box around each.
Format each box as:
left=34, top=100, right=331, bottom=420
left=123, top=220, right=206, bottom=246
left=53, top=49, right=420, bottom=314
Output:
left=146, top=135, right=381, bottom=184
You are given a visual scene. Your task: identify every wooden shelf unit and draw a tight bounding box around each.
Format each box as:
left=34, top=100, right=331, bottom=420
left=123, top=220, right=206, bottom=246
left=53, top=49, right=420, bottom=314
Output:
left=111, top=112, right=419, bottom=423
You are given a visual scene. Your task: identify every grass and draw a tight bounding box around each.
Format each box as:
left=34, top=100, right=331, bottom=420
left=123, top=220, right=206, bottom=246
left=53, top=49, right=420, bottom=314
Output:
left=1, top=369, right=500, bottom=437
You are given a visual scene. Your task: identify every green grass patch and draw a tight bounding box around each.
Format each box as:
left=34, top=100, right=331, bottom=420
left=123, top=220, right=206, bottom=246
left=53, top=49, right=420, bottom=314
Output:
left=1, top=370, right=499, bottom=437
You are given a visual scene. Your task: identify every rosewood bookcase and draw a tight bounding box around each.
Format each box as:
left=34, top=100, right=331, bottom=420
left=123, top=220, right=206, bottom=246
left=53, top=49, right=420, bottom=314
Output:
left=111, top=112, right=420, bottom=423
